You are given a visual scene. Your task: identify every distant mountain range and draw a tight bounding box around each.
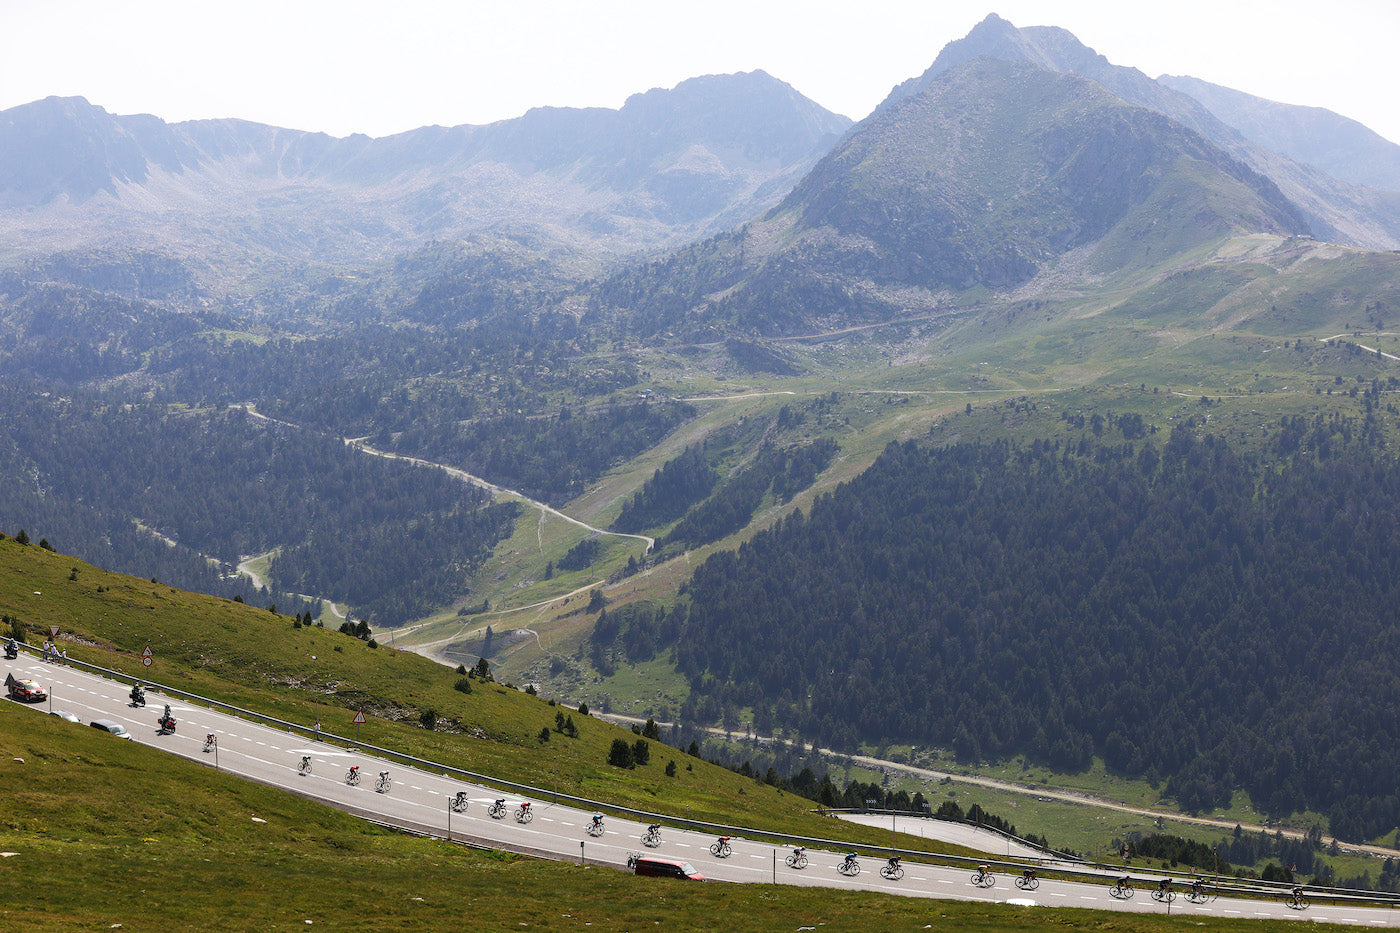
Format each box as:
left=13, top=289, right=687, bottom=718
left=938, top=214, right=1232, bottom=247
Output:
left=2, top=13, right=1399, bottom=341
left=0, top=71, right=850, bottom=275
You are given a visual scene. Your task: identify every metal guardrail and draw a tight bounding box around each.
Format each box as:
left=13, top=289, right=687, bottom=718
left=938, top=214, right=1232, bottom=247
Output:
left=821, top=806, right=1400, bottom=909
left=20, top=642, right=1400, bottom=908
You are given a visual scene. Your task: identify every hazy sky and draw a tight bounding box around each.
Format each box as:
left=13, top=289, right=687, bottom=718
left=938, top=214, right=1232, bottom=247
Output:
left=4, top=0, right=1398, bottom=145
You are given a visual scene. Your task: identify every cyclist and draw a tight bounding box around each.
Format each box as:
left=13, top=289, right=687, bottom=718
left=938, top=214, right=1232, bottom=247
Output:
left=1158, top=878, right=1173, bottom=896
left=590, top=812, right=604, bottom=831
left=887, top=855, right=901, bottom=873
left=1190, top=878, right=1205, bottom=897
left=646, top=823, right=660, bottom=837
left=203, top=733, right=215, bottom=750
left=977, top=863, right=990, bottom=882
left=843, top=851, right=859, bottom=870
left=299, top=754, right=312, bottom=772
left=346, top=764, right=360, bottom=784
left=1022, top=867, right=1037, bottom=883
left=792, top=845, right=805, bottom=860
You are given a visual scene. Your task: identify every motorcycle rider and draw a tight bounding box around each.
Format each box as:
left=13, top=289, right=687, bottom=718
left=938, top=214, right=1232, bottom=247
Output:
left=4, top=636, right=17, bottom=658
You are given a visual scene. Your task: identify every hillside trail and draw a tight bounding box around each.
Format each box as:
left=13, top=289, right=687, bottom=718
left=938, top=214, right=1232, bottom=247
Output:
left=235, top=403, right=654, bottom=553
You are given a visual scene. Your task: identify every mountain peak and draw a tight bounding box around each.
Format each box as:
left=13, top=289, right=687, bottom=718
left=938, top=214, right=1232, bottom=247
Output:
left=878, top=13, right=1121, bottom=114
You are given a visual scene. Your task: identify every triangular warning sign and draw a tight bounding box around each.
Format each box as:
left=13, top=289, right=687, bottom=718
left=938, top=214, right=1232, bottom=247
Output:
left=353, top=710, right=367, bottom=724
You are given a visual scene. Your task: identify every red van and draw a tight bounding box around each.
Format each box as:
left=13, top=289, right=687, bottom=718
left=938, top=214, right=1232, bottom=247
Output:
left=631, top=856, right=705, bottom=881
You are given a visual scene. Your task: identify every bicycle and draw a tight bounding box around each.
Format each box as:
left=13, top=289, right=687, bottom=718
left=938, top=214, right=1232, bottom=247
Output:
left=1015, top=869, right=1039, bottom=891
left=642, top=825, right=662, bottom=847
left=515, top=803, right=533, bottom=824
left=880, top=859, right=904, bottom=881
left=345, top=765, right=361, bottom=786
left=202, top=733, right=216, bottom=753
left=1109, top=877, right=1134, bottom=899
left=297, top=755, right=313, bottom=776
left=1286, top=888, right=1309, bottom=910
left=710, top=838, right=732, bottom=858
left=487, top=799, right=507, bottom=819
left=1185, top=882, right=1214, bottom=904
left=837, top=856, right=861, bottom=877
left=1151, top=881, right=1175, bottom=903
left=375, top=771, right=391, bottom=794
left=587, top=815, right=605, bottom=837
left=970, top=866, right=995, bottom=888
left=451, top=791, right=470, bottom=813
left=785, top=848, right=808, bottom=870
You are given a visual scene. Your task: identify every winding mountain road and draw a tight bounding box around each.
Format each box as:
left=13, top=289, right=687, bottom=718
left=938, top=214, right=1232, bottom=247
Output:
left=9, top=652, right=1396, bottom=925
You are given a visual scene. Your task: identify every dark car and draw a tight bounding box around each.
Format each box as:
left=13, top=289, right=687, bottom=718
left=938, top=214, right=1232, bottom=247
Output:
left=6, top=674, right=47, bottom=702
left=632, top=856, right=705, bottom=880
left=89, top=719, right=132, bottom=739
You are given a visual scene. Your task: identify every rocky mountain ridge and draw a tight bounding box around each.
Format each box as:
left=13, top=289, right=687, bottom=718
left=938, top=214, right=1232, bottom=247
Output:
left=0, top=71, right=850, bottom=272
left=1158, top=73, right=1400, bottom=193
left=600, top=54, right=1312, bottom=338
left=879, top=13, right=1400, bottom=251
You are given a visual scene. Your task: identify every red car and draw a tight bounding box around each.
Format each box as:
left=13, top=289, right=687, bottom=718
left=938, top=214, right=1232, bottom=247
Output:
left=5, top=674, right=47, bottom=702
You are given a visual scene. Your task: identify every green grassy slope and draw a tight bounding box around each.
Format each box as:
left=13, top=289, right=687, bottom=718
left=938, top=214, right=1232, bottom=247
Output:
left=0, top=536, right=968, bottom=853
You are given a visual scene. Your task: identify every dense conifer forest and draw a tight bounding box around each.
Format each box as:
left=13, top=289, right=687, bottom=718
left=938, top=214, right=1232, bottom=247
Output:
left=0, top=383, right=516, bottom=624
left=675, top=420, right=1400, bottom=840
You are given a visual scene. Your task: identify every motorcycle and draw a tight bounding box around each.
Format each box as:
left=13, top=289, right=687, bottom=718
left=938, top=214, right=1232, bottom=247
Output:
left=157, top=710, right=176, bottom=734
left=3, top=643, right=17, bottom=660
left=130, top=686, right=146, bottom=707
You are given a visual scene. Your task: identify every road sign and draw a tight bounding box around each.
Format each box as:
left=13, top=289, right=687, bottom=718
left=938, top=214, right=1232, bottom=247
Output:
left=142, top=656, right=152, bottom=668
left=141, top=645, right=153, bottom=660
left=353, top=710, right=367, bottom=724
left=49, top=625, right=59, bottom=639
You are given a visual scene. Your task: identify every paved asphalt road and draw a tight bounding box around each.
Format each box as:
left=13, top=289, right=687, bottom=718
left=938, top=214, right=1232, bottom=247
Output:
left=7, top=652, right=1398, bottom=926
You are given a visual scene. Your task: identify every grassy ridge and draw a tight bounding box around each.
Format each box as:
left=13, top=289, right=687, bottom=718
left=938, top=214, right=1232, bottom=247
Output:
left=0, top=537, right=973, bottom=855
